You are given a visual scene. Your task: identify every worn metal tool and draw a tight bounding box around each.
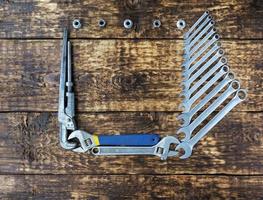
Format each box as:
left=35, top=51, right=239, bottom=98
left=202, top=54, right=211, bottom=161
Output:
left=58, top=28, right=178, bottom=159
left=176, top=11, right=247, bottom=157
left=91, top=136, right=180, bottom=160
left=58, top=11, right=247, bottom=160
left=68, top=130, right=161, bottom=153
left=176, top=89, right=247, bottom=159
left=58, top=29, right=77, bottom=150
left=177, top=80, right=240, bottom=141
left=178, top=70, right=235, bottom=127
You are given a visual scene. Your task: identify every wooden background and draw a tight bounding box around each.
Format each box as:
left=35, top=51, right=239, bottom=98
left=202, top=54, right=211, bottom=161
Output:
left=0, top=0, right=262, bottom=199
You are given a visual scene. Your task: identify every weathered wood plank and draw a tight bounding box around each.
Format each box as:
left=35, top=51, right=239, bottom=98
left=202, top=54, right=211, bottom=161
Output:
left=0, top=175, right=262, bottom=199
left=0, top=0, right=262, bottom=39
left=0, top=39, right=261, bottom=112
left=0, top=112, right=262, bottom=174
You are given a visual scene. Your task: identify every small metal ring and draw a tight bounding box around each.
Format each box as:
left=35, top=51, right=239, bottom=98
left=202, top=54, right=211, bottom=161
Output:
left=123, top=19, right=133, bottom=29
left=153, top=20, right=161, bottom=28
left=177, top=19, right=186, bottom=30
left=72, top=19, right=82, bottom=29
left=98, top=19, right=106, bottom=28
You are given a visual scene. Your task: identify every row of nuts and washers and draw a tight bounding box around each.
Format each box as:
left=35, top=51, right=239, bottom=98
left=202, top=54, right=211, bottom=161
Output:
left=72, top=18, right=186, bottom=30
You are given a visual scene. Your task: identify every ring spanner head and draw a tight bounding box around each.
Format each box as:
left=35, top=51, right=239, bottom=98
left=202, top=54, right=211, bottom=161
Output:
left=68, top=130, right=96, bottom=153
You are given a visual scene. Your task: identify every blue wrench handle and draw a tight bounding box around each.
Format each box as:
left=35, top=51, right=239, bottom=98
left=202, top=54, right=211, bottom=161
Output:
left=98, top=134, right=160, bottom=146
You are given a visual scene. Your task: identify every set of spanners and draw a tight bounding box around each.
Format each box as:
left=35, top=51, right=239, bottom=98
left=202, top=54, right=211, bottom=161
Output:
left=58, top=11, right=247, bottom=160
left=175, top=11, right=247, bottom=159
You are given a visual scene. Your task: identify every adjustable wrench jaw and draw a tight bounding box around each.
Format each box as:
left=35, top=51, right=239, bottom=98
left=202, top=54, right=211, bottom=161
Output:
left=68, top=130, right=97, bottom=153
left=156, top=136, right=180, bottom=160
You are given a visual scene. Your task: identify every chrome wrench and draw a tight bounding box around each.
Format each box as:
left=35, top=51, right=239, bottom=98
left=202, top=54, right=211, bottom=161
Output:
left=182, top=42, right=221, bottom=80
left=178, top=70, right=235, bottom=127
left=183, top=28, right=216, bottom=60
left=176, top=89, right=247, bottom=159
left=185, top=21, right=215, bottom=54
left=177, top=80, right=240, bottom=141
left=91, top=136, right=180, bottom=160
left=185, top=27, right=217, bottom=60
left=181, top=57, right=226, bottom=101
left=185, top=15, right=212, bottom=45
left=181, top=53, right=226, bottom=93
left=184, top=11, right=210, bottom=39
left=180, top=65, right=231, bottom=112
left=183, top=34, right=220, bottom=70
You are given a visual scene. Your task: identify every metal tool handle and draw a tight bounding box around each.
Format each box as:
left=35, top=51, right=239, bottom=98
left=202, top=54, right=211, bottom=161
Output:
left=92, top=146, right=156, bottom=155
left=98, top=134, right=160, bottom=146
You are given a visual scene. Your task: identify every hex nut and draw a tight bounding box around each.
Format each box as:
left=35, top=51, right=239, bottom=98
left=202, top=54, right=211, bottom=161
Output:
left=72, top=19, right=82, bottom=29
left=153, top=20, right=161, bottom=28
left=98, top=19, right=106, bottom=28
left=123, top=19, right=133, bottom=29
left=177, top=19, right=186, bottom=30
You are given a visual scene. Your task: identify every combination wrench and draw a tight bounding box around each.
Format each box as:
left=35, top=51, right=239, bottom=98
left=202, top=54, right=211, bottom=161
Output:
left=180, top=66, right=231, bottom=112
left=185, top=27, right=217, bottom=60
left=182, top=42, right=221, bottom=80
left=91, top=136, right=180, bottom=160
left=184, top=11, right=210, bottom=39
left=176, top=89, right=247, bottom=159
left=185, top=21, right=215, bottom=55
left=181, top=54, right=226, bottom=94
left=177, top=80, right=240, bottom=141
left=178, top=70, right=235, bottom=127
left=182, top=34, right=220, bottom=71
left=180, top=59, right=228, bottom=101
left=185, top=15, right=212, bottom=45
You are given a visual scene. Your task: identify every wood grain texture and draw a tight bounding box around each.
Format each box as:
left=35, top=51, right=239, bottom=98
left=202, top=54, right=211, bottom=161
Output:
left=0, top=0, right=262, bottom=198
left=0, top=112, right=262, bottom=175
left=0, top=175, right=263, bottom=199
left=0, top=39, right=261, bottom=112
left=0, top=0, right=262, bottom=39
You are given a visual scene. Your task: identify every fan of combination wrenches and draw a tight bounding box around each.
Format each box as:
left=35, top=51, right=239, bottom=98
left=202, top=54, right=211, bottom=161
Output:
left=59, top=11, right=247, bottom=160
left=174, top=11, right=247, bottom=159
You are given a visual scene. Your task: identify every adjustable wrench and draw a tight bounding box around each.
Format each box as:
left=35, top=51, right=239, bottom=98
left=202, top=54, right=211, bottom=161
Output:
left=183, top=34, right=220, bottom=71
left=91, top=136, right=180, bottom=160
left=177, top=80, right=240, bottom=141
left=68, top=130, right=161, bottom=153
left=181, top=54, right=226, bottom=94
left=178, top=70, right=235, bottom=126
left=184, top=11, right=210, bottom=39
left=176, top=89, right=247, bottom=159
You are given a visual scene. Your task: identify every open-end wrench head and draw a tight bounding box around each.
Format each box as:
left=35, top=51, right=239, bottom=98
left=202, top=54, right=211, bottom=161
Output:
left=176, top=126, right=191, bottom=141
left=179, top=91, right=190, bottom=100
left=175, top=142, right=193, bottom=159
left=180, top=102, right=191, bottom=113
left=177, top=113, right=191, bottom=127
